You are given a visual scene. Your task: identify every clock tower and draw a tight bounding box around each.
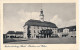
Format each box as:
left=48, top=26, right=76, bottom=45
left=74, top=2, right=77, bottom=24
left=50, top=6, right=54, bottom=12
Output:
left=40, top=9, right=44, bottom=22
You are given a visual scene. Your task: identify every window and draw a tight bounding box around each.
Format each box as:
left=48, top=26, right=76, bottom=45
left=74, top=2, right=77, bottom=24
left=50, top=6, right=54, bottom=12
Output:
left=41, top=27, right=43, bottom=29
left=38, top=30, right=39, bottom=33
left=34, top=30, right=35, bottom=33
left=37, top=26, right=39, bottom=29
left=44, top=27, right=46, bottom=29
left=32, top=36, right=33, bottom=38
left=24, top=27, right=25, bottom=29
left=54, top=31, right=56, bottom=33
left=53, top=28, right=54, bottom=30
left=34, top=34, right=36, bottom=37
left=34, top=26, right=35, bottom=29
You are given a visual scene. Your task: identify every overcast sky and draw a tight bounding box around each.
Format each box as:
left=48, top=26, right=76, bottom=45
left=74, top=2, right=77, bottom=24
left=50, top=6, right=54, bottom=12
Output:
left=3, top=3, right=76, bottom=34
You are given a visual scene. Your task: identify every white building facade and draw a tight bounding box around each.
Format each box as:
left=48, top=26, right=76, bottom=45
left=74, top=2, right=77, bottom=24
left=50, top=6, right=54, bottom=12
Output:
left=23, top=20, right=58, bottom=39
left=23, top=9, right=58, bottom=39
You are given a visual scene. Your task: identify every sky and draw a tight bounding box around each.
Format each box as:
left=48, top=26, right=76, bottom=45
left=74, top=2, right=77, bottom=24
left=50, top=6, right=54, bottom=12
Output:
left=3, top=3, right=76, bottom=34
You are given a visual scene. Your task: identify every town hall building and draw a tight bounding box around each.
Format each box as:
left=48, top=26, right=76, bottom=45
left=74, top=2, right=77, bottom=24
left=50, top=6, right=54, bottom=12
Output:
left=23, top=9, right=58, bottom=39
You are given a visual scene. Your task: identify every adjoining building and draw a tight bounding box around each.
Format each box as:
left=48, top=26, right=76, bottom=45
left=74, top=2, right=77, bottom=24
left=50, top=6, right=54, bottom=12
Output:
left=23, top=9, right=58, bottom=39
left=4, top=31, right=23, bottom=39
left=58, top=26, right=76, bottom=37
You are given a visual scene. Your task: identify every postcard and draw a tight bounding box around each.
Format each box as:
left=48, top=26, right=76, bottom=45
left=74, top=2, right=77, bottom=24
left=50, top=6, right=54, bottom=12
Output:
left=1, top=0, right=79, bottom=50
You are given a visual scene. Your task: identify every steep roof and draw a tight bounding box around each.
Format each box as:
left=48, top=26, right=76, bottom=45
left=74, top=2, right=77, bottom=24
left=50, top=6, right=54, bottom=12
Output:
left=24, top=19, right=57, bottom=28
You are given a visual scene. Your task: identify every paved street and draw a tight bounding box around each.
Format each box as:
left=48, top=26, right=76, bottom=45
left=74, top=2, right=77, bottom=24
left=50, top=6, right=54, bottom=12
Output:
left=5, top=37, right=76, bottom=44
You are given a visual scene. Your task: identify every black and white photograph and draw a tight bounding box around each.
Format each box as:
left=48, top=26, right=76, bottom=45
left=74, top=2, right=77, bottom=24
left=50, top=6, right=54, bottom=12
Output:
left=3, top=3, right=76, bottom=44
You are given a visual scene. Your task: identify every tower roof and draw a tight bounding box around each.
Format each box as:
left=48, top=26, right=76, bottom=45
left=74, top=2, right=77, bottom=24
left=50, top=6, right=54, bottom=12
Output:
left=40, top=9, right=44, bottom=16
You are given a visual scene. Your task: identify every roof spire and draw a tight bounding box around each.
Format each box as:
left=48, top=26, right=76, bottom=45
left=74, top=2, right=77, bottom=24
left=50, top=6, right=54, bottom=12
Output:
left=40, top=9, right=44, bottom=22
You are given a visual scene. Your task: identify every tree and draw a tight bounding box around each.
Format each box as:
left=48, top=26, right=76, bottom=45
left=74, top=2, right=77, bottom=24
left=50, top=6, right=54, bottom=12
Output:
left=27, top=26, right=31, bottom=38
left=39, top=29, right=53, bottom=38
